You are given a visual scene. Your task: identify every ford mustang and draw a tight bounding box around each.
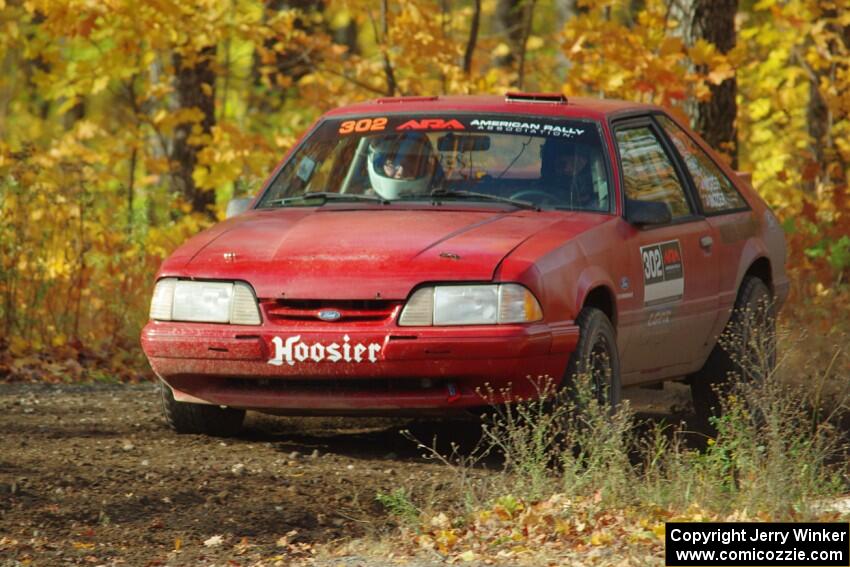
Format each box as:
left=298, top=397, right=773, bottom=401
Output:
left=141, top=93, right=788, bottom=436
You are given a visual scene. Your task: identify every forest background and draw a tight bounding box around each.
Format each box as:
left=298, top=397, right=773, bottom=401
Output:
left=0, top=0, right=848, bottom=381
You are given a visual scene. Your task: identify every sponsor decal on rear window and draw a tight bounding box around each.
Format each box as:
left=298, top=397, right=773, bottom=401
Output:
left=641, top=240, right=684, bottom=305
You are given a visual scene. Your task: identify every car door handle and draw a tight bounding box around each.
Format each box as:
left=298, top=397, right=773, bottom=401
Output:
left=699, top=235, right=714, bottom=250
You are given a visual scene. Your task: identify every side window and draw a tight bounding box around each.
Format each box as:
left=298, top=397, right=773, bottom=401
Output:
left=657, top=115, right=747, bottom=213
left=615, top=126, right=692, bottom=219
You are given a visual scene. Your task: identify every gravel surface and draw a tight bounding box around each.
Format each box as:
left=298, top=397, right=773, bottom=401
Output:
left=0, top=382, right=692, bottom=566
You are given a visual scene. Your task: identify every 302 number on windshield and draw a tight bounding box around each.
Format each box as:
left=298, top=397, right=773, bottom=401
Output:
left=339, top=117, right=387, bottom=134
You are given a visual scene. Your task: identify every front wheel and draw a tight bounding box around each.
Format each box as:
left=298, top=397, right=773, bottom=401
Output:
left=563, top=307, right=622, bottom=408
left=160, top=381, right=245, bottom=437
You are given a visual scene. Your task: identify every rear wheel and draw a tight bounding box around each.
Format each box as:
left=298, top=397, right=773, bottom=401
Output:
left=563, top=307, right=622, bottom=408
left=690, top=276, right=775, bottom=430
left=160, top=381, right=245, bottom=437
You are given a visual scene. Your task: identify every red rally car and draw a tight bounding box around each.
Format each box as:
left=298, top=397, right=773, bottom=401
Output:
left=141, top=93, right=789, bottom=436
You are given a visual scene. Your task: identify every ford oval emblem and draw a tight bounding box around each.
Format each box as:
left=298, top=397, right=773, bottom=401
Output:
left=317, top=309, right=342, bottom=322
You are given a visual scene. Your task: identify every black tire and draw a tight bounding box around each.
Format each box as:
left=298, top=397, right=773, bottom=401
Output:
left=690, top=276, right=775, bottom=430
left=160, top=381, right=245, bottom=437
left=563, top=307, right=622, bottom=408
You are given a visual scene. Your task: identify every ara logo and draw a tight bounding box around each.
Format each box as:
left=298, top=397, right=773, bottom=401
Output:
left=268, top=335, right=382, bottom=366
left=663, top=247, right=681, bottom=265
left=397, top=118, right=465, bottom=131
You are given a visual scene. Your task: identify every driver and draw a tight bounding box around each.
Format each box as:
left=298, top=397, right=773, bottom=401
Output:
left=367, top=133, right=439, bottom=199
left=540, top=138, right=598, bottom=210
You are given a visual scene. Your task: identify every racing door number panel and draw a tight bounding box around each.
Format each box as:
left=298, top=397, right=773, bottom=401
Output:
left=641, top=240, right=684, bottom=306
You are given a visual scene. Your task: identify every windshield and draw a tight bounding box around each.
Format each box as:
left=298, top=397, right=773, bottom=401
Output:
left=258, top=114, right=611, bottom=211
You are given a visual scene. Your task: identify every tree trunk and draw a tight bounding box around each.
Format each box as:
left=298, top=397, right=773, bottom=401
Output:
left=495, top=0, right=524, bottom=68
left=172, top=47, right=217, bottom=218
left=804, top=9, right=850, bottom=195
left=334, top=15, right=359, bottom=56
left=462, top=0, right=481, bottom=75
left=379, top=0, right=397, bottom=95
left=496, top=0, right=536, bottom=88
left=806, top=77, right=829, bottom=195
left=691, top=0, right=738, bottom=168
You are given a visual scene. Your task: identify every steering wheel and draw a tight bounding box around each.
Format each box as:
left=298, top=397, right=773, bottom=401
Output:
left=509, top=189, right=558, bottom=207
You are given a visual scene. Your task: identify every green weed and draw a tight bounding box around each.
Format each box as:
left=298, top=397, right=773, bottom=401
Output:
left=375, top=488, right=420, bottom=526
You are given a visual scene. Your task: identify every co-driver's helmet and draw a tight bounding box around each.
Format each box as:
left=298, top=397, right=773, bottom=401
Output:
left=367, top=133, right=436, bottom=199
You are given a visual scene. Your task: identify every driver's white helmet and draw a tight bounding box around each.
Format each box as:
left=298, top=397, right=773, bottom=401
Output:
left=367, top=133, right=436, bottom=199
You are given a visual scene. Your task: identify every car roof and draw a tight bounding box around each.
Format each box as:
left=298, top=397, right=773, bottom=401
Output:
left=322, top=94, right=660, bottom=121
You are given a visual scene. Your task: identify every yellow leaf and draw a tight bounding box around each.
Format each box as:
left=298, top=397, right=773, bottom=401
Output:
left=526, top=36, right=544, bottom=51
left=9, top=337, right=30, bottom=356
left=590, top=531, right=612, bottom=546
left=569, top=34, right=586, bottom=55
left=555, top=518, right=571, bottom=534
left=57, top=96, right=81, bottom=116
left=458, top=550, right=477, bottom=562
left=492, top=43, right=511, bottom=57
left=72, top=541, right=95, bottom=550
left=659, top=36, right=683, bottom=56
left=436, top=529, right=458, bottom=552
left=707, top=62, right=734, bottom=85
left=689, top=39, right=716, bottom=65
left=92, top=76, right=109, bottom=94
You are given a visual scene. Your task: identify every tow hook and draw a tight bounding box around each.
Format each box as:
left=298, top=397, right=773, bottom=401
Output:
left=446, top=382, right=461, bottom=403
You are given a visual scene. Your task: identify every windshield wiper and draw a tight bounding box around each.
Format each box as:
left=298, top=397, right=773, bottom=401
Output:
left=429, top=189, right=540, bottom=211
left=265, top=192, right=391, bottom=207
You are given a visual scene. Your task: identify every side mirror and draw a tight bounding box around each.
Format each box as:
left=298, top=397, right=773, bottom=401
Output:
left=625, top=199, right=672, bottom=227
left=225, top=197, right=253, bottom=219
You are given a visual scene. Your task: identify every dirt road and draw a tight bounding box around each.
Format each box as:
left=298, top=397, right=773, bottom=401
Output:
left=0, top=383, right=690, bottom=566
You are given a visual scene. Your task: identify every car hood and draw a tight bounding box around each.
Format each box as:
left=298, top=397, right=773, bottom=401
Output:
left=160, top=206, right=567, bottom=299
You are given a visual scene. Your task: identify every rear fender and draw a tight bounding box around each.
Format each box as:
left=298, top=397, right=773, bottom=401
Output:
left=737, top=239, right=770, bottom=293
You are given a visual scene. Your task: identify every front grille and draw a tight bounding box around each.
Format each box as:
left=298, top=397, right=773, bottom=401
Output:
left=263, top=299, right=401, bottom=324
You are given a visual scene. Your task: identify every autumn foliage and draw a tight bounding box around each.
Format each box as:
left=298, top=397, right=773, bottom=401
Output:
left=0, top=0, right=848, bottom=378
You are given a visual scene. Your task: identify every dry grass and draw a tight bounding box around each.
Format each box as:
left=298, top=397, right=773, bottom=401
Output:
left=376, top=319, right=850, bottom=563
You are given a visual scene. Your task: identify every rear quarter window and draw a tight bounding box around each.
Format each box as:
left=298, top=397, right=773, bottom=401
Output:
left=657, top=115, right=747, bottom=214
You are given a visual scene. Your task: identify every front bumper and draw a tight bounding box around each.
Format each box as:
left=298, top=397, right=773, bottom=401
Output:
left=141, top=320, right=578, bottom=414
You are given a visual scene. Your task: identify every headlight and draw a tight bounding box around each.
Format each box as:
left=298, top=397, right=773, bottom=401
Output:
left=399, top=284, right=542, bottom=326
left=149, top=278, right=262, bottom=325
